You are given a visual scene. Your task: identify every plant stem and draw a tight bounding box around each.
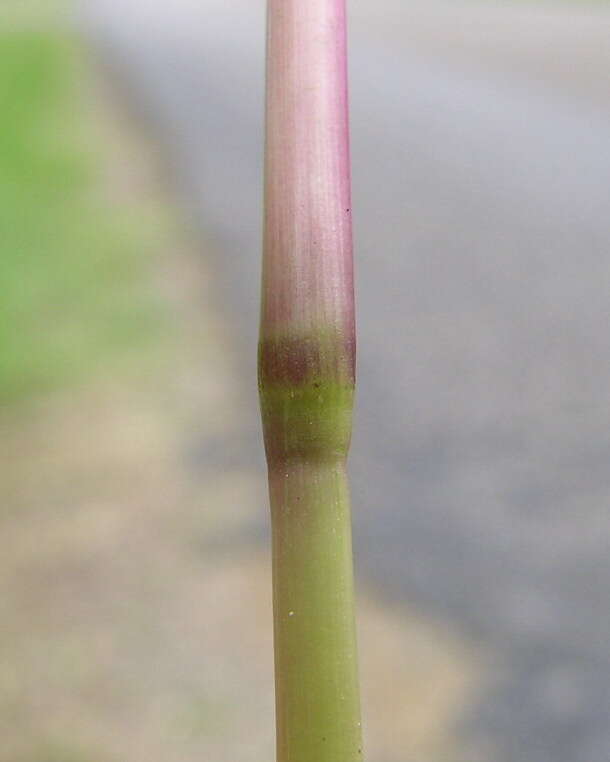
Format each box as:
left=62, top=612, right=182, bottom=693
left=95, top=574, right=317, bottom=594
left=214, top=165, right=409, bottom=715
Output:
left=260, top=0, right=362, bottom=760
left=270, top=460, right=362, bottom=762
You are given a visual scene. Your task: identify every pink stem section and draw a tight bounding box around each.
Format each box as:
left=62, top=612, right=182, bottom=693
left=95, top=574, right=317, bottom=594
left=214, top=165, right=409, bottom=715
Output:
left=262, top=0, right=354, bottom=342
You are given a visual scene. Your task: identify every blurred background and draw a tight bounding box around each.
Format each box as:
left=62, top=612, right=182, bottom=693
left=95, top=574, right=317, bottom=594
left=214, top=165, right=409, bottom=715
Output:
left=2, top=0, right=610, bottom=760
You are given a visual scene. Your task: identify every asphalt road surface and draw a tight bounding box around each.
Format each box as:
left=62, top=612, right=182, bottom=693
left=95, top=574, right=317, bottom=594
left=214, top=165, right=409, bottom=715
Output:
left=87, top=2, right=610, bottom=760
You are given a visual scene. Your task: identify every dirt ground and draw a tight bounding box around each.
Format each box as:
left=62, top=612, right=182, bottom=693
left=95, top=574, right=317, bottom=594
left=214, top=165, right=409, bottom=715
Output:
left=0, top=65, right=481, bottom=762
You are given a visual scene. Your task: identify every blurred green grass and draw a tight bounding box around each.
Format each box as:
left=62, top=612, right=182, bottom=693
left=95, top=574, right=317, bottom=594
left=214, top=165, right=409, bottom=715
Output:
left=0, top=30, right=165, bottom=408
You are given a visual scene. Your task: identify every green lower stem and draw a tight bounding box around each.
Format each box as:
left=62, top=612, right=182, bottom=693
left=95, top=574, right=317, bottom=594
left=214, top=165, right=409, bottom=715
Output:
left=269, top=458, right=363, bottom=762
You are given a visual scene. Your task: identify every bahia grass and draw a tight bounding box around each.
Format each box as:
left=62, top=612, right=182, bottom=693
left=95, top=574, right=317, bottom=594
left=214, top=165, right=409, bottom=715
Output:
left=259, top=1, right=363, bottom=761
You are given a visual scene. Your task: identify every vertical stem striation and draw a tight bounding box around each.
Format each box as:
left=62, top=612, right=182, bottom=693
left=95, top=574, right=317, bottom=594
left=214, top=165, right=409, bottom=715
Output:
left=260, top=1, right=362, bottom=761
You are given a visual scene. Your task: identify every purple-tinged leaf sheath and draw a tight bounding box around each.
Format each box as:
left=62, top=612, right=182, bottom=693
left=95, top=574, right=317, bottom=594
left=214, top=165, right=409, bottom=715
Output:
left=260, top=0, right=356, bottom=469
left=261, top=0, right=355, bottom=369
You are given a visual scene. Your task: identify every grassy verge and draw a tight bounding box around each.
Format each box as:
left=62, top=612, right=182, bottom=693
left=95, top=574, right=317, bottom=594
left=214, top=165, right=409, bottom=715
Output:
left=0, top=24, right=165, bottom=409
